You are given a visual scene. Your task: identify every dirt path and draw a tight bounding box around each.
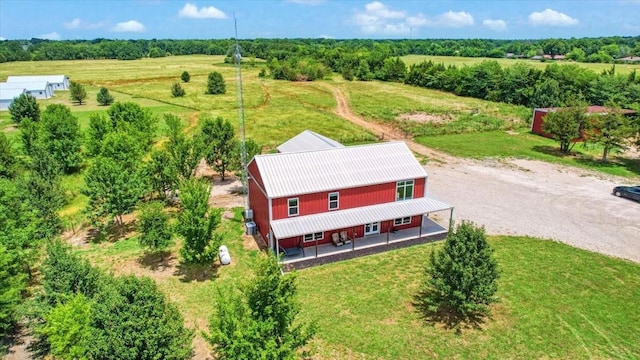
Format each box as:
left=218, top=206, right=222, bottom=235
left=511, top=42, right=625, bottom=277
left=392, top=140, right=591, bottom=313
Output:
left=328, top=85, right=459, bottom=164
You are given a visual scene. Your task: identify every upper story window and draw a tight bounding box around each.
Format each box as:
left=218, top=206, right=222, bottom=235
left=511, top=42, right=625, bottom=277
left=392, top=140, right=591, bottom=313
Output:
left=328, top=192, right=339, bottom=210
left=288, top=198, right=299, bottom=216
left=396, top=180, right=414, bottom=201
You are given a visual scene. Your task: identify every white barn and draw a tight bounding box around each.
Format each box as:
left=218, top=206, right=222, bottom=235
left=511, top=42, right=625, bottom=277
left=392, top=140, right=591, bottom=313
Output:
left=0, top=86, right=26, bottom=111
left=6, top=75, right=69, bottom=91
left=1, top=81, right=53, bottom=99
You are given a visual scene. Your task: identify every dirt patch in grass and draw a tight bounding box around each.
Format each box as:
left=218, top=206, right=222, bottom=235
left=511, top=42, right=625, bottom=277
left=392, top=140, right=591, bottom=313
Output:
left=397, top=112, right=452, bottom=124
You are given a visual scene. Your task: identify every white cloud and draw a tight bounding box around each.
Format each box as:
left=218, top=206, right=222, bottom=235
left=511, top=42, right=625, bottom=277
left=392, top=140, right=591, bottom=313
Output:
left=111, top=20, right=146, bottom=32
left=318, top=34, right=334, bottom=39
left=438, top=11, right=474, bottom=27
left=36, top=32, right=61, bottom=40
left=64, top=18, right=81, bottom=29
left=529, top=9, right=578, bottom=26
left=0, top=36, right=6, bottom=41
left=64, top=18, right=105, bottom=30
left=178, top=3, right=227, bottom=19
left=352, top=2, right=474, bottom=35
left=483, top=19, right=507, bottom=31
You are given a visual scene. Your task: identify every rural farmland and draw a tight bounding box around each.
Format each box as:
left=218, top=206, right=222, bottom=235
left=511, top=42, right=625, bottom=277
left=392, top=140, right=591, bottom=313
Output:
left=1, top=34, right=640, bottom=360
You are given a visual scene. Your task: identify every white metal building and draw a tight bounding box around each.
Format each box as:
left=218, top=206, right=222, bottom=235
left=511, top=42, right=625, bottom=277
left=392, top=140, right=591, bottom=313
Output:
left=276, top=130, right=345, bottom=153
left=0, top=86, right=26, bottom=111
left=6, top=75, right=69, bottom=91
left=1, top=81, right=53, bottom=99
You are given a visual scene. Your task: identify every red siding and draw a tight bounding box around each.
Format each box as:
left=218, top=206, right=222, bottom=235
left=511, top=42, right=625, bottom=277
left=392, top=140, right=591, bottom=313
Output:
left=247, top=160, right=265, bottom=193
left=531, top=110, right=553, bottom=138
left=248, top=178, right=270, bottom=244
left=272, top=178, right=427, bottom=220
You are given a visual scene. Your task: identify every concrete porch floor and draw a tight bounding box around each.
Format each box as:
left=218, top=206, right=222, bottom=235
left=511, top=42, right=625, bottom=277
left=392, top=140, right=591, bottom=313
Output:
left=280, top=218, right=448, bottom=271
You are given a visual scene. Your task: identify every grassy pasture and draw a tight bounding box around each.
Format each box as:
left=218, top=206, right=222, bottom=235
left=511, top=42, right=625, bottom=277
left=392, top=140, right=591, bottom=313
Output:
left=401, top=55, right=640, bottom=75
left=76, top=218, right=640, bottom=359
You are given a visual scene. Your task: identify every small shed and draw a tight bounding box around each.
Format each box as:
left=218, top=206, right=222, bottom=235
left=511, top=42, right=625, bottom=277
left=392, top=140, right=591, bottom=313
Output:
left=0, top=87, right=26, bottom=111
left=6, top=75, right=69, bottom=91
left=1, top=81, right=53, bottom=99
left=532, top=106, right=636, bottom=140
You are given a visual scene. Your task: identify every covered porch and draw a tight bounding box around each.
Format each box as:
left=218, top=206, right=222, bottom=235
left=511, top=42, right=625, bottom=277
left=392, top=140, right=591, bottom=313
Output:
left=269, top=197, right=453, bottom=271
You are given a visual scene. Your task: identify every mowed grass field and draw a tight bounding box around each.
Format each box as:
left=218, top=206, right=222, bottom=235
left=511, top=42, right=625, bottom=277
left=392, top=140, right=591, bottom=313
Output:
left=402, top=54, right=640, bottom=75
left=76, top=211, right=640, bottom=359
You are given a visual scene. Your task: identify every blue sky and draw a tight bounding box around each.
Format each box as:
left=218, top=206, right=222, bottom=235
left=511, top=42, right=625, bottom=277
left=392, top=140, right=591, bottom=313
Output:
left=0, top=0, right=639, bottom=41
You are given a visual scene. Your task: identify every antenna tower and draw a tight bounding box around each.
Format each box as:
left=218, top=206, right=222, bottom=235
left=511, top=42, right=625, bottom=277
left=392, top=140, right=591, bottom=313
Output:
left=234, top=16, right=249, bottom=212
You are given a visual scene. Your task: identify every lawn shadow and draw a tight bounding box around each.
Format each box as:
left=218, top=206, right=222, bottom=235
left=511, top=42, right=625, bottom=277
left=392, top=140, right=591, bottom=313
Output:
left=532, top=145, right=640, bottom=177
left=86, top=221, right=137, bottom=244
left=531, top=145, right=577, bottom=158
left=174, top=262, right=219, bottom=282
left=138, top=251, right=173, bottom=271
left=412, top=291, right=486, bottom=334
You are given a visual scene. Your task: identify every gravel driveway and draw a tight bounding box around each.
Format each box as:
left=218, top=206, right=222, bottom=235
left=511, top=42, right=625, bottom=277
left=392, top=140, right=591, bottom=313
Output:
left=427, top=159, right=640, bottom=263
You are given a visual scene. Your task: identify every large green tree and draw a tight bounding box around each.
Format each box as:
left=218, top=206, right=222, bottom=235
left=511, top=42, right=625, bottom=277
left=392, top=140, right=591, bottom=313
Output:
left=88, top=276, right=193, bottom=360
left=0, top=243, right=27, bottom=340
left=201, top=117, right=236, bottom=181
left=165, top=114, right=204, bottom=181
left=206, top=253, right=315, bottom=359
left=106, top=102, right=156, bottom=151
left=96, top=87, right=114, bottom=106
left=584, top=105, right=635, bottom=161
left=8, top=93, right=40, bottom=124
left=542, top=103, right=588, bottom=153
left=420, top=221, right=499, bottom=321
left=176, top=179, right=220, bottom=264
left=69, top=81, right=87, bottom=105
left=40, top=293, right=92, bottom=360
left=206, top=71, right=226, bottom=94
left=39, top=104, right=83, bottom=173
left=0, top=133, right=18, bottom=179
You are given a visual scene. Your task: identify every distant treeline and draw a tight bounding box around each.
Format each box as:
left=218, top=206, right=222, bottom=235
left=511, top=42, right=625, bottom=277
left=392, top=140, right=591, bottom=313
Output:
left=1, top=36, right=639, bottom=63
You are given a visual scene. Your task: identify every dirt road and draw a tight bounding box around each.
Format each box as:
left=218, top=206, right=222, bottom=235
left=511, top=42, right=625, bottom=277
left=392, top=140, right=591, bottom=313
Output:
left=328, top=85, right=640, bottom=263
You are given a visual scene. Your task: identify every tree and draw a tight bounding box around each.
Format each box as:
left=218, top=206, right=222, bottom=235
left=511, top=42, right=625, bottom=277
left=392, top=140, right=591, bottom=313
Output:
left=583, top=104, right=635, bottom=162
left=201, top=116, right=236, bottom=181
left=20, top=117, right=40, bottom=157
left=206, top=71, right=226, bottom=94
left=96, top=87, right=114, bottom=106
left=165, top=114, right=204, bottom=181
left=420, top=221, right=499, bottom=321
left=181, top=71, right=190, bottom=82
left=0, top=133, right=18, bottom=179
left=107, top=102, right=156, bottom=151
left=206, top=253, right=315, bottom=359
left=8, top=93, right=39, bottom=124
left=39, top=104, right=83, bottom=173
left=0, top=243, right=27, bottom=340
left=40, top=293, right=92, bottom=360
left=137, top=201, right=172, bottom=259
left=84, top=155, right=145, bottom=227
left=176, top=179, right=220, bottom=264
left=145, top=149, right=177, bottom=200
left=87, top=276, right=193, bottom=360
left=171, top=82, right=185, bottom=97
left=542, top=103, right=588, bottom=153
left=530, top=78, right=564, bottom=108
left=86, top=113, right=111, bottom=157
left=69, top=81, right=87, bottom=105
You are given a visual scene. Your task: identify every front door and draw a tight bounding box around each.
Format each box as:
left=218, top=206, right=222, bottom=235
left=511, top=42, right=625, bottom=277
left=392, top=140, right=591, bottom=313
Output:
left=364, top=222, right=380, bottom=235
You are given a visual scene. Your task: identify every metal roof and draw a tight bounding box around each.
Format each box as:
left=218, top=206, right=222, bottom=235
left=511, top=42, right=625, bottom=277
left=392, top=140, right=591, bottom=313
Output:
left=270, top=196, right=452, bottom=239
left=253, top=141, right=427, bottom=199
left=277, top=130, right=345, bottom=153
left=1, top=81, right=51, bottom=92
left=0, top=86, right=26, bottom=100
left=6, top=75, right=67, bottom=83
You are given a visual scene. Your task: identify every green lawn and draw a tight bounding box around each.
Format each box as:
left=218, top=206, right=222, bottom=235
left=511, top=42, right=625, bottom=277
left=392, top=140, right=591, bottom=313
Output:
left=415, top=130, right=640, bottom=178
left=75, top=222, right=640, bottom=359
left=401, top=55, right=640, bottom=75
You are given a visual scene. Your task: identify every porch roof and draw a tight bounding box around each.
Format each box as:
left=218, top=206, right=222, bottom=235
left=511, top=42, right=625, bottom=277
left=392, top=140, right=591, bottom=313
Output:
left=270, top=197, right=452, bottom=239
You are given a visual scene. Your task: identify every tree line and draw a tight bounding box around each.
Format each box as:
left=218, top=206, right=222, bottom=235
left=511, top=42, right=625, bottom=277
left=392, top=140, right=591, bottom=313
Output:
left=1, top=36, right=639, bottom=63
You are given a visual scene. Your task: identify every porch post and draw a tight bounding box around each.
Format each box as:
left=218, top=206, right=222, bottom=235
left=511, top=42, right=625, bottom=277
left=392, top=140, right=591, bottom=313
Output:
left=449, top=208, right=454, bottom=232
left=276, top=236, right=280, bottom=258
left=315, top=236, right=318, bottom=258
left=419, top=215, right=423, bottom=238
left=386, top=220, right=390, bottom=244
left=352, top=226, right=355, bottom=250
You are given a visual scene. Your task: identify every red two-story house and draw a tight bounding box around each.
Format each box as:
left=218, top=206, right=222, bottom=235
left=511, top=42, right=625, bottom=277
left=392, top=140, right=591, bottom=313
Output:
left=247, top=135, right=453, bottom=266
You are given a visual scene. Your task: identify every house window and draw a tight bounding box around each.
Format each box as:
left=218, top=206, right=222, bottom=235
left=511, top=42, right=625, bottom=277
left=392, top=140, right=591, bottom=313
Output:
left=288, top=198, right=299, bottom=216
left=303, top=232, right=323, bottom=243
left=394, top=217, right=411, bottom=226
left=328, top=192, right=339, bottom=210
left=396, top=180, right=414, bottom=201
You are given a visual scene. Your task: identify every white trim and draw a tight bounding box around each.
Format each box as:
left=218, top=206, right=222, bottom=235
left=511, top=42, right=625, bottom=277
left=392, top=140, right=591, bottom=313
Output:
left=287, top=197, right=299, bottom=217
left=328, top=192, right=339, bottom=210
left=396, top=180, right=414, bottom=201
left=364, top=222, right=380, bottom=235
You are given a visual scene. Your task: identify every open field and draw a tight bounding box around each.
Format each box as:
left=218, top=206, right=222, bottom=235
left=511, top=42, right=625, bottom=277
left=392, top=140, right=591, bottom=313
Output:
left=70, top=224, right=640, bottom=359
left=402, top=55, right=640, bottom=75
